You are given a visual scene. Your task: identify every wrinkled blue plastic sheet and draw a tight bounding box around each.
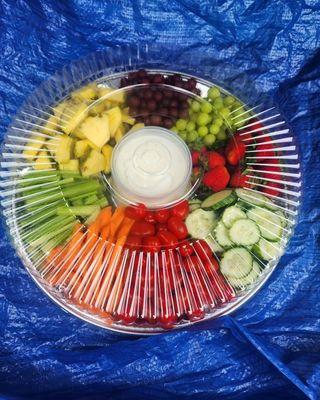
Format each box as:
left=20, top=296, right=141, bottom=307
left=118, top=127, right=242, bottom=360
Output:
left=0, top=1, right=319, bottom=399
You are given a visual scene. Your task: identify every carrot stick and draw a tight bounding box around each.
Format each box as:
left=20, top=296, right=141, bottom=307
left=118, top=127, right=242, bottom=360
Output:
left=101, top=225, right=110, bottom=241
left=96, top=206, right=112, bottom=231
left=109, top=207, right=125, bottom=241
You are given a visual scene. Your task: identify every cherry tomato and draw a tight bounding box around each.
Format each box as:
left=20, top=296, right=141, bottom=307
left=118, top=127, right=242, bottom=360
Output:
left=125, top=235, right=142, bottom=250
left=131, top=221, right=155, bottom=236
left=193, top=240, right=213, bottom=261
left=144, top=210, right=156, bottom=224
left=158, top=231, right=178, bottom=248
left=179, top=241, right=194, bottom=257
left=156, top=223, right=168, bottom=233
left=125, top=203, right=147, bottom=220
left=203, top=257, right=219, bottom=273
left=170, top=200, right=189, bottom=220
left=167, top=216, right=188, bottom=240
left=142, top=236, right=161, bottom=253
left=154, top=208, right=170, bottom=223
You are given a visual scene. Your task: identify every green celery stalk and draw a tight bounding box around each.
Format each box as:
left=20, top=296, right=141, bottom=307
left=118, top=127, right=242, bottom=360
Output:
left=29, top=220, right=76, bottom=247
left=56, top=205, right=100, bottom=217
left=83, top=195, right=99, bottom=205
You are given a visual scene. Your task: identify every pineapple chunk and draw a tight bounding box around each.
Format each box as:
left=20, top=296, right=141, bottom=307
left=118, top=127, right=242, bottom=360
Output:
left=74, top=139, right=91, bottom=159
left=105, top=107, right=122, bottom=137
left=71, top=84, right=98, bottom=102
left=81, top=150, right=106, bottom=177
left=60, top=100, right=88, bottom=135
left=55, top=135, right=74, bottom=164
left=34, top=151, right=53, bottom=170
left=42, top=114, right=60, bottom=135
left=121, top=113, right=135, bottom=125
left=102, top=144, right=113, bottom=174
left=78, top=114, right=110, bottom=148
left=129, top=123, right=145, bottom=133
left=115, top=124, right=125, bottom=143
left=53, top=101, right=68, bottom=121
left=22, top=134, right=46, bottom=160
left=98, top=87, right=124, bottom=104
left=46, top=137, right=59, bottom=155
left=89, top=100, right=107, bottom=115
left=59, top=159, right=79, bottom=172
left=72, top=127, right=86, bottom=139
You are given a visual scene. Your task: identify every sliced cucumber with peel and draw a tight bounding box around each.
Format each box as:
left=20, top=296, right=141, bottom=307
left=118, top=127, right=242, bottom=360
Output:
left=202, top=189, right=237, bottom=210
left=220, top=247, right=253, bottom=278
left=253, top=238, right=282, bottom=261
left=226, top=261, right=261, bottom=288
left=215, top=221, right=233, bottom=248
left=247, top=207, right=282, bottom=241
left=205, top=234, right=224, bottom=253
left=229, top=218, right=260, bottom=246
left=236, top=189, right=278, bottom=211
left=222, top=206, right=247, bottom=228
left=185, top=209, right=217, bottom=239
left=189, top=198, right=202, bottom=211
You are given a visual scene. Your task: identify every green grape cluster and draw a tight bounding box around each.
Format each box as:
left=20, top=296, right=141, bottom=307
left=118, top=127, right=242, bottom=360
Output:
left=174, top=86, right=246, bottom=149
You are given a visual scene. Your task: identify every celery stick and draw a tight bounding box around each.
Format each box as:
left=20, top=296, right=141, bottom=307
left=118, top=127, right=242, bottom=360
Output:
left=70, top=199, right=83, bottom=206
left=98, top=197, right=109, bottom=208
left=41, top=227, right=73, bottom=254
left=30, top=221, right=76, bottom=247
left=84, top=195, right=99, bottom=205
left=57, top=205, right=100, bottom=217
left=84, top=208, right=101, bottom=225
left=62, top=181, right=101, bottom=198
left=19, top=206, right=59, bottom=228
left=68, top=191, right=97, bottom=203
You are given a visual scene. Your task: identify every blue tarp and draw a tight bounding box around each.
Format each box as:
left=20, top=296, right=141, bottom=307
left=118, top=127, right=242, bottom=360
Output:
left=0, top=1, right=319, bottom=399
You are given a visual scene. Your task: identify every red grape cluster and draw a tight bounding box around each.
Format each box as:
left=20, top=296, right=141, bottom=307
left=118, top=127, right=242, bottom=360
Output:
left=120, top=70, right=200, bottom=128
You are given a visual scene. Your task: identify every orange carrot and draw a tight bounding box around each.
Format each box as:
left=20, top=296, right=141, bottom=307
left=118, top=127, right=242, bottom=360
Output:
left=109, top=207, right=125, bottom=241
left=101, top=225, right=110, bottom=241
left=96, top=206, right=112, bottom=231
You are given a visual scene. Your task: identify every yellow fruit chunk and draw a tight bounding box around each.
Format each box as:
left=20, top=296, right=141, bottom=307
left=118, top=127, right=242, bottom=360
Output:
left=53, top=101, right=68, bottom=121
left=129, top=123, right=145, bottom=133
left=102, top=144, right=113, bottom=174
left=59, top=159, right=79, bottom=172
left=34, top=151, right=53, bottom=170
left=121, top=113, right=135, bottom=125
left=46, top=137, right=59, bottom=155
left=81, top=150, right=106, bottom=177
left=60, top=101, right=88, bottom=135
left=105, top=107, right=122, bottom=137
left=71, top=84, right=98, bottom=102
left=115, top=124, right=125, bottom=143
left=22, top=134, right=46, bottom=160
left=74, top=139, right=91, bottom=159
left=98, top=87, right=124, bottom=104
left=89, top=100, right=107, bottom=116
left=78, top=114, right=110, bottom=148
left=42, top=115, right=60, bottom=135
left=55, top=135, right=74, bottom=164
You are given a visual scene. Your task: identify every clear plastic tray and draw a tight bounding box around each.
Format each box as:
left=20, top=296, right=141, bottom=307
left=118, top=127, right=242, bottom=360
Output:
left=0, top=45, right=301, bottom=334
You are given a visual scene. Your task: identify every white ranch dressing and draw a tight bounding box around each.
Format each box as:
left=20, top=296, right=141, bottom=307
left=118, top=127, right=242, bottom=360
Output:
left=111, top=127, right=192, bottom=207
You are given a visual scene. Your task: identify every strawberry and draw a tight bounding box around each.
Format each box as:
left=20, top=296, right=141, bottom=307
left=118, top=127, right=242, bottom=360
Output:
left=235, top=131, right=254, bottom=144
left=191, top=150, right=200, bottom=165
left=203, top=166, right=230, bottom=192
left=258, top=165, right=282, bottom=181
left=261, top=182, right=281, bottom=196
left=225, top=136, right=246, bottom=166
left=229, top=169, right=251, bottom=188
left=207, top=151, right=226, bottom=169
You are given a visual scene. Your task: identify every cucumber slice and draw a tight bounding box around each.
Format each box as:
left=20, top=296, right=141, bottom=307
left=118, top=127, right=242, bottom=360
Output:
left=247, top=207, right=282, bottom=241
left=215, top=221, right=233, bottom=248
left=227, top=261, right=261, bottom=288
left=205, top=235, right=224, bottom=253
left=201, top=189, right=236, bottom=210
left=220, top=247, right=253, bottom=278
left=253, top=238, right=283, bottom=261
left=189, top=198, right=202, bottom=211
left=185, top=209, right=217, bottom=239
left=229, top=218, right=260, bottom=246
left=236, top=189, right=278, bottom=210
left=222, top=206, right=247, bottom=228
left=275, top=210, right=287, bottom=227
left=236, top=200, right=252, bottom=211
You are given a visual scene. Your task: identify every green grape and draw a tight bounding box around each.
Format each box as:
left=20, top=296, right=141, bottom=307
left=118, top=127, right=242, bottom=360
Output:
left=171, top=127, right=179, bottom=133
left=191, top=100, right=201, bottom=112
left=203, top=134, right=216, bottom=146
left=179, top=131, right=187, bottom=141
left=215, top=117, right=224, bottom=127
left=220, top=107, right=230, bottom=118
left=198, top=126, right=208, bottom=137
left=186, top=121, right=196, bottom=132
left=190, top=113, right=198, bottom=122
left=197, top=113, right=211, bottom=126
left=209, top=124, right=219, bottom=135
left=224, top=95, right=235, bottom=106
left=176, top=119, right=187, bottom=131
left=207, top=87, right=220, bottom=100
left=232, top=101, right=243, bottom=111
left=217, top=129, right=227, bottom=141
left=200, top=100, right=213, bottom=114
left=213, top=97, right=224, bottom=110
left=187, top=130, right=198, bottom=142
